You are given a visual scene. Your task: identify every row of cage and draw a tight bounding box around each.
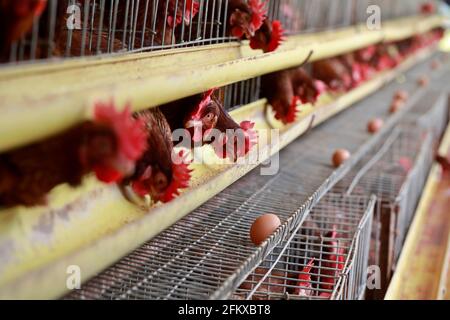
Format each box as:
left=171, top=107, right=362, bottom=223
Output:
left=1, top=0, right=438, bottom=64
left=331, top=127, right=435, bottom=299
left=232, top=194, right=375, bottom=300
left=231, top=127, right=438, bottom=300
left=64, top=50, right=449, bottom=300
left=237, top=78, right=449, bottom=300
left=237, top=79, right=449, bottom=300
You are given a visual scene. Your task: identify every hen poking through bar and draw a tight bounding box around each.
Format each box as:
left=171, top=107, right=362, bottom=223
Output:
left=122, top=107, right=192, bottom=204
left=161, top=89, right=258, bottom=161
left=0, top=101, right=148, bottom=208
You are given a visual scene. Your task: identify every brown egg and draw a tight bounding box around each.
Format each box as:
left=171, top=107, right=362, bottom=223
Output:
left=367, top=118, right=384, bottom=133
left=250, top=214, right=281, bottom=245
left=389, top=99, right=404, bottom=114
left=332, top=149, right=351, bottom=168
left=394, top=90, right=409, bottom=102
left=417, top=75, right=429, bottom=87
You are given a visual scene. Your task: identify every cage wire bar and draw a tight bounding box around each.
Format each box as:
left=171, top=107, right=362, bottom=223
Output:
left=222, top=76, right=262, bottom=111
left=231, top=194, right=374, bottom=300
left=2, top=0, right=438, bottom=65
left=64, top=52, right=446, bottom=300
left=331, top=126, right=436, bottom=299
left=403, top=89, right=450, bottom=142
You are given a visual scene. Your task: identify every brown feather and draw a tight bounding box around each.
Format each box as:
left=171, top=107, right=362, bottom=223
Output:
left=0, top=122, right=115, bottom=207
left=125, top=107, right=173, bottom=184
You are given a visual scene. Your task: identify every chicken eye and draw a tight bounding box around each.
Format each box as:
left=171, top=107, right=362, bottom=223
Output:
left=204, top=112, right=214, bottom=121
left=154, top=172, right=169, bottom=191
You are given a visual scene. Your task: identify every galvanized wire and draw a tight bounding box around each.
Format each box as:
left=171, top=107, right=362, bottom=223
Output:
left=324, top=58, right=449, bottom=298
left=232, top=194, right=375, bottom=300
left=2, top=0, right=435, bottom=65
left=332, top=127, right=434, bottom=275
left=65, top=52, right=447, bottom=300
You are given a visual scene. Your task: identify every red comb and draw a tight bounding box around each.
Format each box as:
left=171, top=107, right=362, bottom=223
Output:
left=274, top=96, right=299, bottom=125
left=249, top=19, right=285, bottom=53
left=94, top=101, right=147, bottom=162
left=186, top=0, right=200, bottom=23
left=292, top=258, right=315, bottom=296
left=189, top=88, right=215, bottom=121
left=266, top=20, right=284, bottom=52
left=169, top=0, right=199, bottom=27
left=211, top=121, right=258, bottom=160
left=249, top=0, right=268, bottom=31
left=238, top=121, right=258, bottom=158
left=160, top=150, right=192, bottom=203
left=93, top=101, right=147, bottom=183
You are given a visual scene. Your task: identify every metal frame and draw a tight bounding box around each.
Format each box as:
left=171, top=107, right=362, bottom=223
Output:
left=331, top=125, right=438, bottom=299
left=386, top=118, right=450, bottom=299
left=3, top=0, right=438, bottom=65
left=0, top=16, right=442, bottom=153
left=1, top=47, right=437, bottom=300
left=62, top=51, right=446, bottom=300
left=232, top=194, right=375, bottom=300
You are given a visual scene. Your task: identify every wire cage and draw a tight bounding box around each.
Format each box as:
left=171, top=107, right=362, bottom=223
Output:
left=331, top=126, right=434, bottom=299
left=64, top=94, right=387, bottom=300
left=231, top=194, right=374, bottom=300
left=222, top=76, right=262, bottom=111
left=1, top=0, right=436, bottom=65
left=63, top=52, right=444, bottom=300
left=352, top=0, right=432, bottom=23
left=64, top=166, right=346, bottom=300
left=271, top=0, right=355, bottom=35
left=404, top=90, right=450, bottom=142
left=3, top=0, right=236, bottom=64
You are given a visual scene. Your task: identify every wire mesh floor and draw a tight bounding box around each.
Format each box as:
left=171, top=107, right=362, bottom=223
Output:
left=65, top=51, right=449, bottom=300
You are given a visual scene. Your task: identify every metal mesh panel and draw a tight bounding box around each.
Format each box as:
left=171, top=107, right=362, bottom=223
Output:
left=403, top=89, right=450, bottom=142
left=222, top=76, right=262, bottom=111
left=353, top=0, right=430, bottom=23
left=232, top=194, right=374, bottom=300
left=1, top=0, right=435, bottom=65
left=273, top=0, right=354, bottom=35
left=4, top=0, right=235, bottom=64
left=64, top=52, right=447, bottom=300
left=331, top=126, right=435, bottom=299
